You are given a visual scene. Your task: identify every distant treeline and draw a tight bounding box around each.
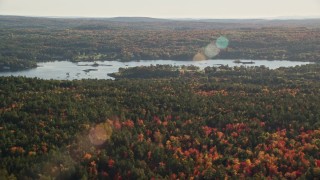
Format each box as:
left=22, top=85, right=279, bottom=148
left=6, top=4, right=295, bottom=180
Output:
left=0, top=16, right=319, bottom=71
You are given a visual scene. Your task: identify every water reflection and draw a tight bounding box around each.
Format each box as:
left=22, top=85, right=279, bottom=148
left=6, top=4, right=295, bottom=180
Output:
left=0, top=60, right=313, bottom=80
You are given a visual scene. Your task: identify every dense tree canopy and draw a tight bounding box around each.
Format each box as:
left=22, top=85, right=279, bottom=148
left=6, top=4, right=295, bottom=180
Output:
left=1, top=64, right=320, bottom=179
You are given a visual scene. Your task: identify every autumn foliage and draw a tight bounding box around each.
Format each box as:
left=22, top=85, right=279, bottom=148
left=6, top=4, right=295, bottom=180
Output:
left=1, top=64, right=320, bottom=179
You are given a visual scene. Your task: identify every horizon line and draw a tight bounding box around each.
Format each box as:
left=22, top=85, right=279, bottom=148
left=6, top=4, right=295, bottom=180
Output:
left=1, top=14, right=320, bottom=20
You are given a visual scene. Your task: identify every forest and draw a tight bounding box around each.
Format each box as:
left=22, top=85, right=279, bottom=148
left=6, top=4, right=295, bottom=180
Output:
left=1, top=16, right=320, bottom=71
left=1, top=64, right=320, bottom=179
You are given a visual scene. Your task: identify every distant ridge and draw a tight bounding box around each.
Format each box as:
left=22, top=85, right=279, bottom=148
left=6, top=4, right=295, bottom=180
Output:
left=106, top=17, right=171, bottom=22
left=0, top=15, right=319, bottom=29
left=1, top=15, right=320, bottom=21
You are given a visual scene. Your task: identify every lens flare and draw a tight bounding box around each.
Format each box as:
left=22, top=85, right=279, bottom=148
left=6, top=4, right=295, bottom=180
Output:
left=89, top=122, right=113, bottom=145
left=194, top=36, right=229, bottom=60
left=216, top=36, right=229, bottom=49
left=204, top=43, right=220, bottom=58
left=193, top=52, right=207, bottom=61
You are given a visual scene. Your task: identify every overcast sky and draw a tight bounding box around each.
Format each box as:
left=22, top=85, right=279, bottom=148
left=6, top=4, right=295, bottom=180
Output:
left=0, top=0, right=319, bottom=19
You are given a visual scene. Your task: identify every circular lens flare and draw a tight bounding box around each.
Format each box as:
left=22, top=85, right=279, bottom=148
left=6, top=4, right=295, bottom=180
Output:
left=204, top=43, right=220, bottom=58
left=89, top=122, right=112, bottom=145
left=193, top=52, right=207, bottom=61
left=216, top=36, right=229, bottom=49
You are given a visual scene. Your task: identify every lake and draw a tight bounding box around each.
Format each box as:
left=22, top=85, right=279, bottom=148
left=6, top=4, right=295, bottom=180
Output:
left=0, top=59, right=313, bottom=80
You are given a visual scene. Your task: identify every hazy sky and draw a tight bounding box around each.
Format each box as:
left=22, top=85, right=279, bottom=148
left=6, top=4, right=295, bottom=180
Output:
left=0, top=0, right=319, bottom=18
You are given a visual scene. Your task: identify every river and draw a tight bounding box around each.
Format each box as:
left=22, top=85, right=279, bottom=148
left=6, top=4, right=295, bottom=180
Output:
left=0, top=59, right=313, bottom=80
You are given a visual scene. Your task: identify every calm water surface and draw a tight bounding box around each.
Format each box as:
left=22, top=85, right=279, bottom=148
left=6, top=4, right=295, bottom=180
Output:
left=0, top=60, right=313, bottom=80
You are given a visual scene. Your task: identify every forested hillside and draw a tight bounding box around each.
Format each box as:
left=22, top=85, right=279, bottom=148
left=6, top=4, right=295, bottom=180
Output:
left=1, top=64, right=320, bottom=179
left=1, top=16, right=320, bottom=71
